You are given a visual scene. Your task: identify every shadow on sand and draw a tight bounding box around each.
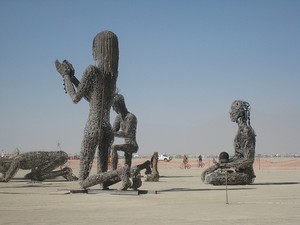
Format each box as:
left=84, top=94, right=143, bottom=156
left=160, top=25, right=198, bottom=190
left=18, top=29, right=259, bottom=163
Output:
left=158, top=187, right=255, bottom=193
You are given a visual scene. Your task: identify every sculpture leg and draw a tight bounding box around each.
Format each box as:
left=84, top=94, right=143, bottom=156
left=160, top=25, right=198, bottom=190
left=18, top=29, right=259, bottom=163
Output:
left=111, top=147, right=119, bottom=170
left=131, top=160, right=151, bottom=189
left=201, top=164, right=219, bottom=182
left=204, top=170, right=227, bottom=185
left=205, top=169, right=254, bottom=185
left=79, top=130, right=98, bottom=181
left=226, top=172, right=255, bottom=185
left=80, top=165, right=131, bottom=190
left=40, top=167, right=78, bottom=181
left=124, top=152, right=133, bottom=169
left=97, top=125, right=114, bottom=173
left=37, top=151, right=68, bottom=173
left=112, top=144, right=137, bottom=170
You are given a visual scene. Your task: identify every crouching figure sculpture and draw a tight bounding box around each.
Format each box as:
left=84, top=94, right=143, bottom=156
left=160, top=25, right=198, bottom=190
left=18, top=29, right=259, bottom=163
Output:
left=0, top=151, right=78, bottom=182
left=201, top=100, right=256, bottom=185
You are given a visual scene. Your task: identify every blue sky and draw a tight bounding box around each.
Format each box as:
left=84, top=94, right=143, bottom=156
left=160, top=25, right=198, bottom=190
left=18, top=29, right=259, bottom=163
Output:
left=0, top=0, right=299, bottom=156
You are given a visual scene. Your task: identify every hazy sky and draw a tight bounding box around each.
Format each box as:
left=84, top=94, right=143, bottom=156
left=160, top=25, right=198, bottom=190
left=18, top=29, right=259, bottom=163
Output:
left=0, top=0, right=299, bottom=156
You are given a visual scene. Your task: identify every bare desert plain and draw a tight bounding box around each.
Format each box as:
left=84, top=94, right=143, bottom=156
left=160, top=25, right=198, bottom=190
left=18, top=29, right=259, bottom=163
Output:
left=0, top=157, right=299, bottom=225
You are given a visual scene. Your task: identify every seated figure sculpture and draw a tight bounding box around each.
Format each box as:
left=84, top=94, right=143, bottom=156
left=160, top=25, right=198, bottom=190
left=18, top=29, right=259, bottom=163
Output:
left=201, top=100, right=256, bottom=185
left=111, top=94, right=138, bottom=170
left=0, top=151, right=78, bottom=182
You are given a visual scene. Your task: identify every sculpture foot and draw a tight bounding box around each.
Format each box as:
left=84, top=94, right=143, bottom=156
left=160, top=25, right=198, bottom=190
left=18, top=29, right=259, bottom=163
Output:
left=63, top=168, right=78, bottom=181
left=24, top=172, right=43, bottom=181
left=117, top=165, right=131, bottom=190
left=100, top=183, right=109, bottom=190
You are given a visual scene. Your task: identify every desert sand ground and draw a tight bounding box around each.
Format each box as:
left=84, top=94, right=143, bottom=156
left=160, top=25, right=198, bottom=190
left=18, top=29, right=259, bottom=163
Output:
left=0, top=158, right=299, bottom=225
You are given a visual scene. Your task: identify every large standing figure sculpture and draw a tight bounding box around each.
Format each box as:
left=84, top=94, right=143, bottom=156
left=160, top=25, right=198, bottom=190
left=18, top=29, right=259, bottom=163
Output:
left=55, top=31, right=119, bottom=187
left=111, top=94, right=138, bottom=170
left=201, top=100, right=256, bottom=185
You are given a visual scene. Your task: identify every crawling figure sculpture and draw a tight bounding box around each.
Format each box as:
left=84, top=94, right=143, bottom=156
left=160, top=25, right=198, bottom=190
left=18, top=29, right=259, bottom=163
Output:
left=0, top=151, right=78, bottom=182
left=201, top=100, right=256, bottom=185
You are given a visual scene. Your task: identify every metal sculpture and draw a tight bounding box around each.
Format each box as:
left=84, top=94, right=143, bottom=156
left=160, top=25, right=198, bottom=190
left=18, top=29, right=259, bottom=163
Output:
left=0, top=151, right=77, bottom=182
left=111, top=94, right=138, bottom=170
left=80, top=160, right=151, bottom=190
left=201, top=100, right=256, bottom=185
left=145, top=152, right=159, bottom=182
left=55, top=31, right=119, bottom=187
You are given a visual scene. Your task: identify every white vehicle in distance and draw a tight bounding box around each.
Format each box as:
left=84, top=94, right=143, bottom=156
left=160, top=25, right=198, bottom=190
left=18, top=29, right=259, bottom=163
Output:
left=133, top=154, right=140, bottom=158
left=158, top=154, right=172, bottom=161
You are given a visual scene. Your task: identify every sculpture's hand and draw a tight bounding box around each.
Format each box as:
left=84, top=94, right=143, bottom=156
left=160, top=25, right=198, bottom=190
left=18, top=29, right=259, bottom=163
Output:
left=212, top=158, right=218, bottom=165
left=219, top=163, right=227, bottom=168
left=55, top=59, right=75, bottom=77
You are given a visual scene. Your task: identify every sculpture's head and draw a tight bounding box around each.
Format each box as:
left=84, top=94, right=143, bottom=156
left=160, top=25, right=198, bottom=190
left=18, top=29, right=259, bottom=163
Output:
left=112, top=93, right=125, bottom=114
left=0, top=157, right=12, bottom=173
left=219, top=152, right=229, bottom=163
left=230, top=100, right=251, bottom=124
left=92, top=30, right=119, bottom=75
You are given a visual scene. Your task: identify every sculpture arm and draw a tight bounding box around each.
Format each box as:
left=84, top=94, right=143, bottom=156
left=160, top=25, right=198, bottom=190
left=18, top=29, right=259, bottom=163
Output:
left=64, top=65, right=95, bottom=103
left=226, top=151, right=254, bottom=170
left=55, top=59, right=93, bottom=103
left=0, top=156, right=22, bottom=182
left=112, top=115, right=121, bottom=133
left=114, top=114, right=137, bottom=138
left=226, top=129, right=255, bottom=169
left=201, top=164, right=219, bottom=181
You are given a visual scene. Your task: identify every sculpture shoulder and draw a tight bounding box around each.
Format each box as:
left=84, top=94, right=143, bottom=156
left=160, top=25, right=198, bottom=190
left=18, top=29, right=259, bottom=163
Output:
left=83, top=65, right=101, bottom=75
left=127, top=113, right=137, bottom=122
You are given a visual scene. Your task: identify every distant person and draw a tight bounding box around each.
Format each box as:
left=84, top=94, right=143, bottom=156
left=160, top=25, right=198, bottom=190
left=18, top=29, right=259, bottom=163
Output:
left=198, top=154, right=203, bottom=167
left=183, top=155, right=188, bottom=165
left=180, top=154, right=191, bottom=169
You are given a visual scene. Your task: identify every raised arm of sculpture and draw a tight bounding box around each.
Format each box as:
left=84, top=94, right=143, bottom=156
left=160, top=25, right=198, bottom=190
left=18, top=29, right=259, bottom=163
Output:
left=113, top=113, right=137, bottom=138
left=55, top=60, right=95, bottom=103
